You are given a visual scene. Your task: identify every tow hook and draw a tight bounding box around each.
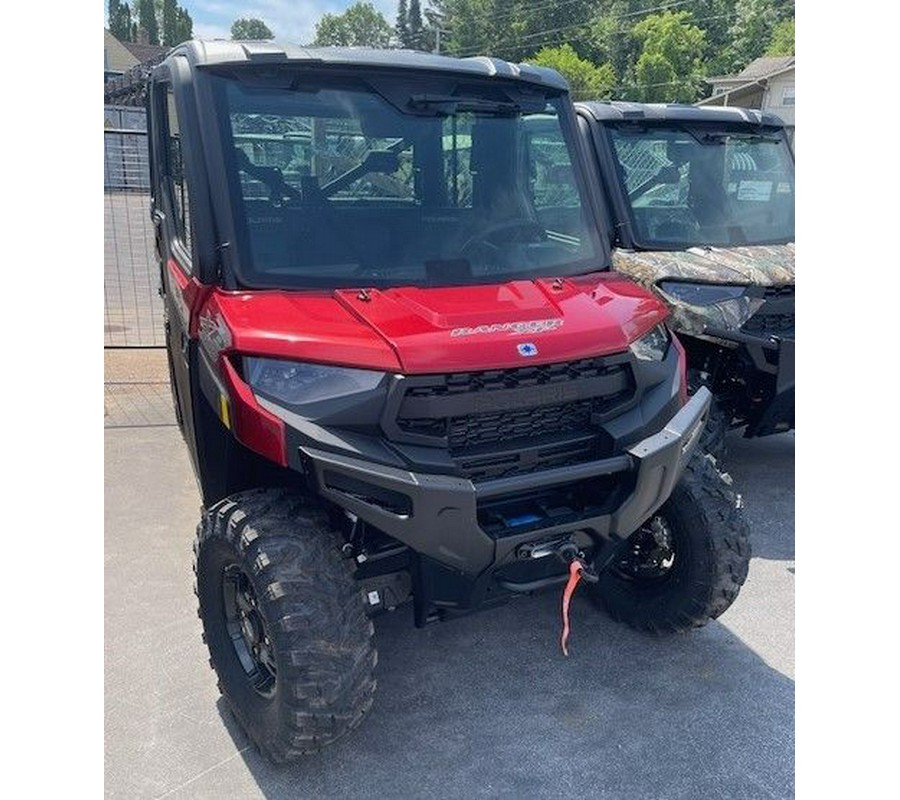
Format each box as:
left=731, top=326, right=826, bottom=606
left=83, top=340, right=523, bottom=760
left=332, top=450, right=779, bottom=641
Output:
left=516, top=537, right=603, bottom=654
left=554, top=543, right=599, bottom=584
left=517, top=540, right=598, bottom=583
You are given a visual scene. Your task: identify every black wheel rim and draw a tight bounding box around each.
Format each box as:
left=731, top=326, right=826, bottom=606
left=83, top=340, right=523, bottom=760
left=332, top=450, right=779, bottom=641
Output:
left=222, top=565, right=277, bottom=698
left=614, top=515, right=677, bottom=582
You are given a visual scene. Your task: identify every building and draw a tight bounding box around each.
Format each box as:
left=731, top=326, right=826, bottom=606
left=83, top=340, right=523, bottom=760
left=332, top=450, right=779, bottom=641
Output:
left=698, top=56, right=795, bottom=146
left=104, top=29, right=139, bottom=81
left=104, top=29, right=169, bottom=106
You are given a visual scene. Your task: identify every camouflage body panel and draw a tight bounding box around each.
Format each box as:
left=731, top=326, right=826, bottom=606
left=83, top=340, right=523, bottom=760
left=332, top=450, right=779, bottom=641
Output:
left=612, top=244, right=794, bottom=337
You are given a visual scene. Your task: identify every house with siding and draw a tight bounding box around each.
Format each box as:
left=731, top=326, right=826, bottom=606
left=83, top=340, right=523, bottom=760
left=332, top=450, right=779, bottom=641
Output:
left=104, top=29, right=139, bottom=80
left=104, top=29, right=168, bottom=84
left=698, top=56, right=795, bottom=147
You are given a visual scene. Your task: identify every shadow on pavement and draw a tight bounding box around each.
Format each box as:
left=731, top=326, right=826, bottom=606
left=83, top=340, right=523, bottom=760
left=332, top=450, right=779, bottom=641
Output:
left=720, top=432, right=794, bottom=562
left=220, top=587, right=794, bottom=799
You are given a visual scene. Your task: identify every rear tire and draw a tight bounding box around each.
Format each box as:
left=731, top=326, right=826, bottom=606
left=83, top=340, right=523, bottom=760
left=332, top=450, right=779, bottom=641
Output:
left=194, top=489, right=376, bottom=763
left=591, top=452, right=750, bottom=633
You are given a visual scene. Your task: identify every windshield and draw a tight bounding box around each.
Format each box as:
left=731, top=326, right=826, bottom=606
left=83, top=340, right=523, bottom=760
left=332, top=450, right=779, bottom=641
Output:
left=208, top=72, right=604, bottom=289
left=607, top=123, right=794, bottom=249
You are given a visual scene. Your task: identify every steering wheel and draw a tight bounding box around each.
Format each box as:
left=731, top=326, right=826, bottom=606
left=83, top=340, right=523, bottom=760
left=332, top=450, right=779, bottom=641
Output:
left=459, top=219, right=547, bottom=267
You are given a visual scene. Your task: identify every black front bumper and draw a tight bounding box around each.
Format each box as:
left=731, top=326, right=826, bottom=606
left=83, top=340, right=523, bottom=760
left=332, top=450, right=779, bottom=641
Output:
left=302, top=388, right=711, bottom=576
left=706, top=326, right=794, bottom=437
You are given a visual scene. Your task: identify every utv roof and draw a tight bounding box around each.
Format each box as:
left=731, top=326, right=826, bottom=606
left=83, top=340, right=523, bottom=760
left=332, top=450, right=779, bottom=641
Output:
left=575, top=101, right=785, bottom=128
left=164, top=40, right=569, bottom=92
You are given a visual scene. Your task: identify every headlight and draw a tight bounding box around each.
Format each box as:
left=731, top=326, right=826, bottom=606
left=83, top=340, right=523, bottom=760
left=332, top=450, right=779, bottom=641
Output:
left=630, top=324, right=669, bottom=361
left=244, top=357, right=385, bottom=406
left=657, top=281, right=747, bottom=306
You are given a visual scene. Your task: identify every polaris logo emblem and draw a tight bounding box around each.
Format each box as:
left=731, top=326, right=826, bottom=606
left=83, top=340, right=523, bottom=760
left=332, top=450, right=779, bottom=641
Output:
left=517, top=343, right=538, bottom=357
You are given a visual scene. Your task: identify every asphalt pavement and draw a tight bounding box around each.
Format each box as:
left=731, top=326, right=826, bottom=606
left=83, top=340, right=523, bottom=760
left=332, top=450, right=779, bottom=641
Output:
left=104, top=352, right=794, bottom=799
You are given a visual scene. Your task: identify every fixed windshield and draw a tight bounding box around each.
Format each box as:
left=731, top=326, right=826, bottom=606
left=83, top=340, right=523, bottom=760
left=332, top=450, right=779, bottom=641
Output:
left=607, top=123, right=794, bottom=249
left=209, top=72, right=603, bottom=289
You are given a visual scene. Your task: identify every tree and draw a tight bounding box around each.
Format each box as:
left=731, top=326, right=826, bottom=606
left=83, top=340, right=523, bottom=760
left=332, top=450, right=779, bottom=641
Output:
left=313, top=2, right=393, bottom=48
left=231, top=18, right=274, bottom=40
left=408, top=0, right=427, bottom=50
left=396, top=0, right=410, bottom=47
left=725, top=0, right=781, bottom=72
left=175, top=7, right=192, bottom=42
left=766, top=17, right=794, bottom=56
left=162, top=0, right=177, bottom=45
left=137, top=0, right=159, bottom=45
left=108, top=0, right=133, bottom=42
left=108, top=0, right=127, bottom=41
left=434, top=0, right=597, bottom=62
left=527, top=44, right=614, bottom=101
left=629, top=11, right=707, bottom=102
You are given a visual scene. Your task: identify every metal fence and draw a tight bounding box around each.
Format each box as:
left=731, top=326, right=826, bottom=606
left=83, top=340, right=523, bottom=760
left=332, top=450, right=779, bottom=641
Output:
left=104, top=106, right=165, bottom=347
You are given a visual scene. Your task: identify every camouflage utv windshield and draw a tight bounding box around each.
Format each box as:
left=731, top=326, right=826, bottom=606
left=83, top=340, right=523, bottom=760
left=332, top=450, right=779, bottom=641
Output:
left=608, top=124, right=794, bottom=249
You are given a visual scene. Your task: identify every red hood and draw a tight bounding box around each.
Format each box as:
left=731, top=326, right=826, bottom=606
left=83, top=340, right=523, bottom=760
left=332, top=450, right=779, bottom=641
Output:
left=204, top=274, right=667, bottom=373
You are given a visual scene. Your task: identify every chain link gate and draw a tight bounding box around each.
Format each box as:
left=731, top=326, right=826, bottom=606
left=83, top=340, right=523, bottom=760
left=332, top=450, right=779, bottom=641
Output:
left=104, top=105, right=165, bottom=347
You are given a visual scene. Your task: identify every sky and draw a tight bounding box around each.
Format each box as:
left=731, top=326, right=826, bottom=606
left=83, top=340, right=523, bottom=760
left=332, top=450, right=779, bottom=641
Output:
left=104, top=0, right=401, bottom=45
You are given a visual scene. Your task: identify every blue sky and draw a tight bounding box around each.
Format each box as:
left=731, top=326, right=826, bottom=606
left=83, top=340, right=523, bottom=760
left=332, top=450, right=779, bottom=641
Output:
left=104, top=0, right=401, bottom=45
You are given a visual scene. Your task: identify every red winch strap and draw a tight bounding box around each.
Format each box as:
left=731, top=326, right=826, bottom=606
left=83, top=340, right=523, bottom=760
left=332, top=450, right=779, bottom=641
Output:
left=560, top=560, right=584, bottom=656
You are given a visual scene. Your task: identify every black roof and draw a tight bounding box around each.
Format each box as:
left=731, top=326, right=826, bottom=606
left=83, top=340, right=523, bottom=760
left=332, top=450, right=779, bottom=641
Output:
left=575, top=100, right=785, bottom=128
left=164, top=40, right=569, bottom=92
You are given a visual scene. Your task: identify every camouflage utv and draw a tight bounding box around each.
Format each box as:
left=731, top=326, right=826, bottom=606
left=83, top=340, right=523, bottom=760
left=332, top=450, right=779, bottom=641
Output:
left=575, top=102, right=794, bottom=458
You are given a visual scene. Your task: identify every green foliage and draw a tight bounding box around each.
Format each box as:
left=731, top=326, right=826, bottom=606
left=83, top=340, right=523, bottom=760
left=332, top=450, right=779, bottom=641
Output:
left=408, top=0, right=427, bottom=50
left=108, top=0, right=133, bottom=42
left=725, top=0, right=780, bottom=72
left=439, top=0, right=596, bottom=63
left=138, top=0, right=159, bottom=45
left=313, top=2, right=394, bottom=47
left=175, top=8, right=192, bottom=43
left=231, top=18, right=274, bottom=40
left=766, top=17, right=794, bottom=56
left=629, top=11, right=707, bottom=102
left=396, top=0, right=410, bottom=46
left=297, top=0, right=797, bottom=101
left=162, top=0, right=177, bottom=45
left=158, top=0, right=191, bottom=46
left=527, top=44, right=615, bottom=101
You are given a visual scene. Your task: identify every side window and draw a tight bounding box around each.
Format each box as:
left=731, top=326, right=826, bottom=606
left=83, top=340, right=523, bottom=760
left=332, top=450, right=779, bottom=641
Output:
left=159, top=82, right=193, bottom=262
left=166, top=85, right=192, bottom=257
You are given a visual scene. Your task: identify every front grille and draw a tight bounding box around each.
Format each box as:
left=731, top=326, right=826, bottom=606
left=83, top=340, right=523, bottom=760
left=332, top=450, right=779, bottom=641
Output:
left=743, top=285, right=795, bottom=338
left=742, top=312, right=795, bottom=337
left=448, top=399, right=594, bottom=451
left=404, top=357, right=625, bottom=397
left=392, top=355, right=636, bottom=480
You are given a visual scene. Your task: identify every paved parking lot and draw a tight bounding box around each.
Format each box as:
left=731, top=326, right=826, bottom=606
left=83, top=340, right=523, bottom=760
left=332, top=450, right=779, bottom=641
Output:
left=105, top=352, right=794, bottom=799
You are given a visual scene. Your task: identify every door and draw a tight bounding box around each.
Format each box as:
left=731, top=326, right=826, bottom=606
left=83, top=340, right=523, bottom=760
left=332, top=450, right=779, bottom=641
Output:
left=148, top=74, right=201, bottom=472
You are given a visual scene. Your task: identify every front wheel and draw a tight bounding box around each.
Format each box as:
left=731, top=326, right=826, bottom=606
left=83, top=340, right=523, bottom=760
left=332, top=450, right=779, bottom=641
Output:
left=591, top=452, right=750, bottom=633
left=194, top=489, right=377, bottom=762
